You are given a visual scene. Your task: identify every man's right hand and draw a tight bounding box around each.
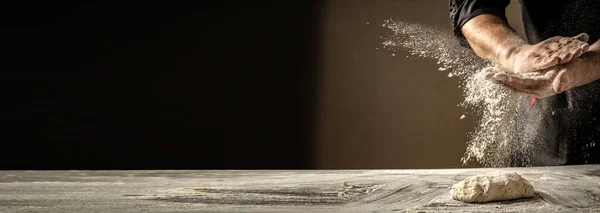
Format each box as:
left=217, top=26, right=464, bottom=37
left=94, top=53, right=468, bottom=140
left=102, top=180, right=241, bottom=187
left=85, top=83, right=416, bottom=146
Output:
left=460, top=14, right=592, bottom=97
left=485, top=43, right=600, bottom=98
left=461, top=15, right=590, bottom=75
left=509, top=33, right=590, bottom=74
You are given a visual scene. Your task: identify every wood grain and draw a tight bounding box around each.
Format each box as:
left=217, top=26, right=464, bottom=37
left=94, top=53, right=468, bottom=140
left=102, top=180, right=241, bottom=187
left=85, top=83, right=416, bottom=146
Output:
left=0, top=165, right=599, bottom=212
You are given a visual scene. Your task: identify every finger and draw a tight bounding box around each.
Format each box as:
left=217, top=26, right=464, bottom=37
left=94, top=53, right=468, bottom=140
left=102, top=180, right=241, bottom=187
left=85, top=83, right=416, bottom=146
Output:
left=569, top=40, right=590, bottom=55
left=552, top=69, right=575, bottom=94
left=564, top=43, right=579, bottom=55
left=566, top=35, right=590, bottom=56
left=498, top=81, right=531, bottom=94
left=553, top=70, right=567, bottom=93
left=558, top=37, right=573, bottom=44
left=493, top=73, right=537, bottom=89
left=543, top=69, right=559, bottom=79
left=544, top=49, right=556, bottom=57
left=521, top=71, right=547, bottom=78
left=498, top=81, right=544, bottom=97
left=558, top=52, right=574, bottom=64
left=544, top=36, right=586, bottom=54
left=544, top=36, right=563, bottom=43
left=488, top=72, right=552, bottom=97
left=545, top=42, right=561, bottom=51
left=494, top=69, right=555, bottom=81
left=549, top=40, right=587, bottom=63
left=573, top=33, right=590, bottom=43
left=493, top=72, right=552, bottom=94
left=580, top=42, right=590, bottom=52
left=532, top=56, right=559, bottom=70
left=571, top=47, right=584, bottom=59
left=488, top=73, right=534, bottom=94
left=482, top=66, right=502, bottom=74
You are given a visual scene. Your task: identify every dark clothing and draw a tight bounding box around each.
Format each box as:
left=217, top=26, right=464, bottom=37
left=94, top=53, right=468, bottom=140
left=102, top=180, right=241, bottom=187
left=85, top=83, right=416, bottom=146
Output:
left=450, top=0, right=511, bottom=47
left=450, top=0, right=600, bottom=166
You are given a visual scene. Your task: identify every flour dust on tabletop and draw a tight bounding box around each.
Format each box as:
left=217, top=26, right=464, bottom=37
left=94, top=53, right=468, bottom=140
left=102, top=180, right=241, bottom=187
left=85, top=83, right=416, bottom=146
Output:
left=381, top=20, right=524, bottom=167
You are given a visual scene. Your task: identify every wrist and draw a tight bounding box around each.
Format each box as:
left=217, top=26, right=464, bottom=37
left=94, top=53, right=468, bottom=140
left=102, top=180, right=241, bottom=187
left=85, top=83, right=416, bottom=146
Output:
left=578, top=51, right=600, bottom=84
left=586, top=52, right=600, bottom=77
left=501, top=44, right=529, bottom=73
left=581, top=47, right=600, bottom=66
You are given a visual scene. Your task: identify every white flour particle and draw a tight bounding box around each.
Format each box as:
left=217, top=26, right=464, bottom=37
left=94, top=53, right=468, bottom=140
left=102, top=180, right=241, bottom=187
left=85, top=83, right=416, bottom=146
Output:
left=382, top=20, right=521, bottom=167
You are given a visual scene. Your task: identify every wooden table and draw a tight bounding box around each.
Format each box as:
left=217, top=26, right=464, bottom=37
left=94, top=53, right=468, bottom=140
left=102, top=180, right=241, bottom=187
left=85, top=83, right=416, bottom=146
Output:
left=1, top=165, right=599, bottom=212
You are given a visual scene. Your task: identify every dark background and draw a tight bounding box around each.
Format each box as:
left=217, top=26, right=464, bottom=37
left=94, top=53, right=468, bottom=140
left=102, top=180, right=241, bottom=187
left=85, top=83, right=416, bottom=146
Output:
left=0, top=1, right=524, bottom=169
left=1, top=1, right=322, bottom=169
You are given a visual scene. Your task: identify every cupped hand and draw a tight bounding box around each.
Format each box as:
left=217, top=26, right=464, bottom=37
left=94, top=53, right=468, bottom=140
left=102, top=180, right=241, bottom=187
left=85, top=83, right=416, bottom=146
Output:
left=484, top=66, right=558, bottom=98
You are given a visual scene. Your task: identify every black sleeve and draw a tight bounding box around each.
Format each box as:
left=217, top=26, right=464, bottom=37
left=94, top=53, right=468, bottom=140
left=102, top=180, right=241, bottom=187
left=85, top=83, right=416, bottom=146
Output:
left=449, top=0, right=510, bottom=47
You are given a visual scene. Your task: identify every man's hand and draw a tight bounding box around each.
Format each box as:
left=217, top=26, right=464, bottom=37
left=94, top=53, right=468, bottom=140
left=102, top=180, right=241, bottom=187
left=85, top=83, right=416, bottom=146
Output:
left=484, top=66, right=558, bottom=98
left=461, top=14, right=598, bottom=98
left=552, top=50, right=600, bottom=93
left=461, top=15, right=590, bottom=75
left=509, top=33, right=590, bottom=74
left=486, top=44, right=600, bottom=98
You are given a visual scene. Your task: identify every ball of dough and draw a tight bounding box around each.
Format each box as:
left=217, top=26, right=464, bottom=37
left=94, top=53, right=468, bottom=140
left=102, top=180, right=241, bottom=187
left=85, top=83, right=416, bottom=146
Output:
left=450, top=172, right=535, bottom=203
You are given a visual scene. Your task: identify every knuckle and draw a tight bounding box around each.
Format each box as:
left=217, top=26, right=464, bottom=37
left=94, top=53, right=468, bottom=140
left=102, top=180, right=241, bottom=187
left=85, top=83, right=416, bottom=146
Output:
left=569, top=41, right=582, bottom=48
left=549, top=36, right=563, bottom=41
left=551, top=43, right=561, bottom=49
left=559, top=37, right=569, bottom=43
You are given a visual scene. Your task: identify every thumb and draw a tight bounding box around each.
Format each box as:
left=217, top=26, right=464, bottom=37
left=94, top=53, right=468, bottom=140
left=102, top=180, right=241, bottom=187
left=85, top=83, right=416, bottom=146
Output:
left=573, top=33, right=590, bottom=43
left=553, top=70, right=568, bottom=93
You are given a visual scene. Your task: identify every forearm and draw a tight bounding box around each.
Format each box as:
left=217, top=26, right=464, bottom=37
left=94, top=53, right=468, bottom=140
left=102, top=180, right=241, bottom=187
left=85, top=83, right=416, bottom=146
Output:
left=461, top=14, right=526, bottom=69
left=552, top=39, right=600, bottom=93
left=578, top=40, right=600, bottom=69
left=588, top=39, right=600, bottom=53
left=579, top=40, right=600, bottom=76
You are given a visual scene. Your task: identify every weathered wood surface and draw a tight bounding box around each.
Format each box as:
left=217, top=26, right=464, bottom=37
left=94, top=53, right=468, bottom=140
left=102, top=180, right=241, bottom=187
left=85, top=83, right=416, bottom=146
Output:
left=0, top=165, right=599, bottom=212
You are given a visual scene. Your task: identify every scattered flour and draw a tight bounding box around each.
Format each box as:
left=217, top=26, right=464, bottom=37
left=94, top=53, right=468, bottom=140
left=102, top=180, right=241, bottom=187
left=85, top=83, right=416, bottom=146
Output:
left=382, top=20, right=521, bottom=167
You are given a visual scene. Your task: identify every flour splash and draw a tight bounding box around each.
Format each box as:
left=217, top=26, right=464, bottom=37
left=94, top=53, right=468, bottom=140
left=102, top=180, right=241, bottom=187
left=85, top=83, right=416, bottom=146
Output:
left=382, top=20, right=520, bottom=167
